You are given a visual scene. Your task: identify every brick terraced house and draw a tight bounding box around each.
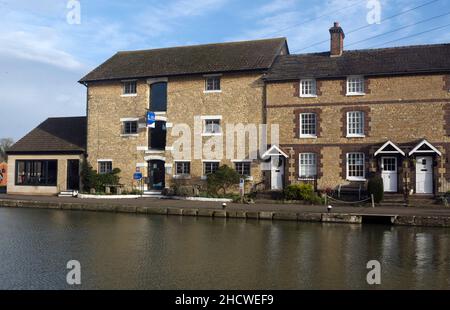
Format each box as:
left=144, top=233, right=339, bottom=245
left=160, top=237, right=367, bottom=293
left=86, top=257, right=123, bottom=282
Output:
left=6, top=23, right=450, bottom=197
left=265, top=23, right=450, bottom=195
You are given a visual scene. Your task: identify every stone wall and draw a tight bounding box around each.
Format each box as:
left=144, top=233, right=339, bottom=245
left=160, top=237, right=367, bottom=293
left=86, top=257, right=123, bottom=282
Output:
left=86, top=72, right=267, bottom=190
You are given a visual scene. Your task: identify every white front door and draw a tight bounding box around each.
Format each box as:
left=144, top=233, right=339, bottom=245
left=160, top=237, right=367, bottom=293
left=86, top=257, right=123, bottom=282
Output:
left=381, top=157, right=398, bottom=192
left=271, top=156, right=284, bottom=191
left=416, top=156, right=433, bottom=194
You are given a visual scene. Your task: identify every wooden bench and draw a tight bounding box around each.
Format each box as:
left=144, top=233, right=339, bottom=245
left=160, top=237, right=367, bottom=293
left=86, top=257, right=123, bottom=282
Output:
left=337, top=183, right=367, bottom=201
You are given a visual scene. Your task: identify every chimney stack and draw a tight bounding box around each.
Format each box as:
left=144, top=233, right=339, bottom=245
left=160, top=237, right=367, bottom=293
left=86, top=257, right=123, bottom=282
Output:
left=329, top=22, right=345, bottom=57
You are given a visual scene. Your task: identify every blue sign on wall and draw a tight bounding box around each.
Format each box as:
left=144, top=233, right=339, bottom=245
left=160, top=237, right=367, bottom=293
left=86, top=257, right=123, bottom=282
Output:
left=147, top=111, right=156, bottom=128
left=133, top=172, right=143, bottom=180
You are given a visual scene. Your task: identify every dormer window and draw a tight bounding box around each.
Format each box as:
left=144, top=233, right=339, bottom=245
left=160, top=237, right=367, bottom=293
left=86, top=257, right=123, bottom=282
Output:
left=346, top=76, right=365, bottom=96
left=300, top=79, right=317, bottom=97
left=123, top=81, right=137, bottom=95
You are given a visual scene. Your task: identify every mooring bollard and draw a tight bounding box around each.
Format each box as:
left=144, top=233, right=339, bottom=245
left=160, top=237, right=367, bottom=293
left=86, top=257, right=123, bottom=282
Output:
left=222, top=203, right=227, bottom=209
left=327, top=205, right=333, bottom=213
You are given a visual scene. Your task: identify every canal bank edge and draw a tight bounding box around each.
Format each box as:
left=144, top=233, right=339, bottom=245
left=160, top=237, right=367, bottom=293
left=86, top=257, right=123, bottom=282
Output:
left=1, top=199, right=449, bottom=228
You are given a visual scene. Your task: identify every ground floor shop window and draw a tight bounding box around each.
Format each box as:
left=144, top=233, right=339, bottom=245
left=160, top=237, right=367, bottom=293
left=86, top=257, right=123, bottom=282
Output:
left=15, top=160, right=57, bottom=186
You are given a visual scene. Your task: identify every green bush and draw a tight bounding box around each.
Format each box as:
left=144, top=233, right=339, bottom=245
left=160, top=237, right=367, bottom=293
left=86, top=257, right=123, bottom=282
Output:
left=206, top=165, right=240, bottom=195
left=283, top=183, right=324, bottom=204
left=80, top=160, right=121, bottom=193
left=368, top=175, right=384, bottom=203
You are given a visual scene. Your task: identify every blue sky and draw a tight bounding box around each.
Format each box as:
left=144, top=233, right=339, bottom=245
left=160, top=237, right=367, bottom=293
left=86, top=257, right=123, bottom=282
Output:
left=1, top=0, right=449, bottom=140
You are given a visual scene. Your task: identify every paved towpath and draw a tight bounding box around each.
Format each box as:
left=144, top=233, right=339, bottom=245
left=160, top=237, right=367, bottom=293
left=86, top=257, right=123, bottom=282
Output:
left=1, top=194, right=450, bottom=217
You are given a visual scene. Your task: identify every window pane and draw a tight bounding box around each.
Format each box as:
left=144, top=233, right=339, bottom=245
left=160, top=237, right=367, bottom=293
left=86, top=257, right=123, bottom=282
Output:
left=347, top=111, right=364, bottom=136
left=15, top=160, right=57, bottom=186
left=150, top=82, right=167, bottom=112
left=204, top=119, right=221, bottom=134
left=204, top=162, right=219, bottom=175
left=347, top=153, right=365, bottom=178
left=347, top=77, right=364, bottom=94
left=300, top=79, right=316, bottom=96
left=124, top=121, right=138, bottom=134
left=300, top=113, right=317, bottom=136
left=299, top=153, right=317, bottom=178
left=123, top=81, right=137, bottom=94
left=176, top=162, right=190, bottom=175
left=235, top=162, right=251, bottom=176
left=99, top=161, right=112, bottom=175
left=206, top=77, right=221, bottom=91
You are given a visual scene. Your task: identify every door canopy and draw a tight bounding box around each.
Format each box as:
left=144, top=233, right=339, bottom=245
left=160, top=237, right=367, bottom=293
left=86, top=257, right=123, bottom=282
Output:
left=262, top=145, right=288, bottom=160
left=409, top=139, right=442, bottom=157
left=374, top=141, right=405, bottom=157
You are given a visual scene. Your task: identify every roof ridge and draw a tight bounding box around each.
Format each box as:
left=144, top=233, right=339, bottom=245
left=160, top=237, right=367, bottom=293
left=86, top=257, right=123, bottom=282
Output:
left=289, top=42, right=450, bottom=57
left=117, top=37, right=287, bottom=54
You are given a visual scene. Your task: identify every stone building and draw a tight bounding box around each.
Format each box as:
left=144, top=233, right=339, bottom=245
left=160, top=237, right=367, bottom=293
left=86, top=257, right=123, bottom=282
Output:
left=6, top=117, right=86, bottom=195
left=78, top=38, right=289, bottom=194
left=264, top=23, right=450, bottom=195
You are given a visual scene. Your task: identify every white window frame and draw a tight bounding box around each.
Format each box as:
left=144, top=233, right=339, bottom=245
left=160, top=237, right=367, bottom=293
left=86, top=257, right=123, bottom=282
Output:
left=346, top=152, right=366, bottom=181
left=234, top=161, right=251, bottom=177
left=121, top=120, right=139, bottom=136
left=204, top=74, right=222, bottom=93
left=97, top=160, right=113, bottom=175
left=346, top=76, right=365, bottom=96
left=299, top=113, right=317, bottom=138
left=346, top=111, right=365, bottom=138
left=201, top=115, right=222, bottom=136
left=300, top=79, right=317, bottom=98
left=202, top=161, right=220, bottom=179
left=299, top=153, right=317, bottom=180
left=174, top=161, right=191, bottom=178
left=122, top=80, right=137, bottom=96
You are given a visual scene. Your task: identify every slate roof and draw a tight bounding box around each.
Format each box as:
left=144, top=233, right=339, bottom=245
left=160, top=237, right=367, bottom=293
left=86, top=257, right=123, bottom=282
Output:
left=264, top=43, right=450, bottom=81
left=8, top=117, right=86, bottom=154
left=80, top=38, right=288, bottom=83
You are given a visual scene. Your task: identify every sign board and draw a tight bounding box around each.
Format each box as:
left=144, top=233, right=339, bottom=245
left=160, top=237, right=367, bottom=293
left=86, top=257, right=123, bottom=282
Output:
left=0, top=162, right=7, bottom=186
left=146, top=111, right=156, bottom=128
left=133, top=172, right=143, bottom=180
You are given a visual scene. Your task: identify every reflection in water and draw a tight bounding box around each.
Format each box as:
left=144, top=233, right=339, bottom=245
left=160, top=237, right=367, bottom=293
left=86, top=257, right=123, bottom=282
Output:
left=0, top=208, right=448, bottom=289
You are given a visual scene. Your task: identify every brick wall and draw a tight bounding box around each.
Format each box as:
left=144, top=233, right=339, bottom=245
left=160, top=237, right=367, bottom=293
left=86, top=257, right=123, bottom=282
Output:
left=267, top=73, right=450, bottom=191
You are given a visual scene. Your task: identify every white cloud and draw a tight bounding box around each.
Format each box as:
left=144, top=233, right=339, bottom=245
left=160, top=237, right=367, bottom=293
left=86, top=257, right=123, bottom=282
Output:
left=135, top=0, right=229, bottom=36
left=0, top=29, right=85, bottom=70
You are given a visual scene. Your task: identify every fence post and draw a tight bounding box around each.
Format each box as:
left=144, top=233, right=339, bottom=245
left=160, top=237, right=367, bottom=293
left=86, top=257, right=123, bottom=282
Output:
left=324, top=195, right=328, bottom=206
left=371, top=194, right=375, bottom=208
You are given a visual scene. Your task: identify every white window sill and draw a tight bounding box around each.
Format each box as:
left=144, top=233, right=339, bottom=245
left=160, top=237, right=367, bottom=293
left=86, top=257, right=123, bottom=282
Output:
left=173, top=175, right=191, bottom=180
left=121, top=94, right=137, bottom=97
left=346, top=93, right=365, bottom=96
left=201, top=176, right=208, bottom=180
left=202, top=133, right=222, bottom=137
left=204, top=90, right=222, bottom=94
left=121, top=134, right=139, bottom=137
left=300, top=95, right=318, bottom=98
left=347, top=134, right=365, bottom=138
left=244, top=176, right=253, bottom=181
left=346, top=177, right=366, bottom=182
left=300, top=135, right=318, bottom=139
left=298, top=178, right=317, bottom=181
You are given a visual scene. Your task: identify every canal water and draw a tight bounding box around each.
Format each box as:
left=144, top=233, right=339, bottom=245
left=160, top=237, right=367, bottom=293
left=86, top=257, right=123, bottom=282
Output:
left=0, top=207, right=448, bottom=290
